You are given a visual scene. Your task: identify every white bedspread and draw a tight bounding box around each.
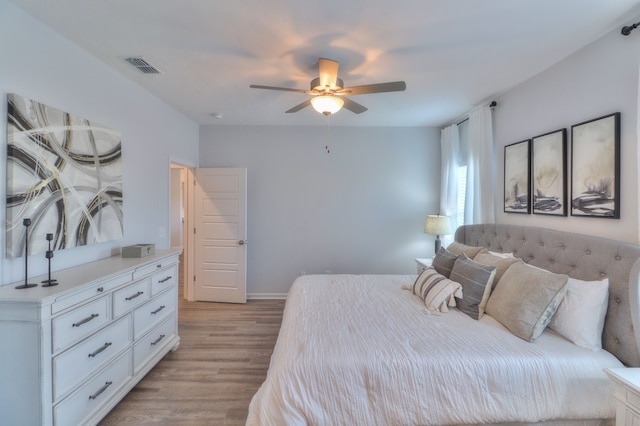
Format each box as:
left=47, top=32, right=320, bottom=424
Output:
left=246, top=274, right=624, bottom=425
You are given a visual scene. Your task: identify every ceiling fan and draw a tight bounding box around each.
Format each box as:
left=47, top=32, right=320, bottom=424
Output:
left=250, top=58, right=406, bottom=116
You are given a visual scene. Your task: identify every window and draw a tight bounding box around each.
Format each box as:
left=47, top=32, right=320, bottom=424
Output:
left=456, top=119, right=470, bottom=226
left=456, top=165, right=467, bottom=228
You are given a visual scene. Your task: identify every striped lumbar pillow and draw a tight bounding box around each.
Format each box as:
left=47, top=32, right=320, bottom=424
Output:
left=412, top=267, right=463, bottom=313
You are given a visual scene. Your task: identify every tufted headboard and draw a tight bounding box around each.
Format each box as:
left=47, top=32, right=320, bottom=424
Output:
left=455, top=223, right=640, bottom=367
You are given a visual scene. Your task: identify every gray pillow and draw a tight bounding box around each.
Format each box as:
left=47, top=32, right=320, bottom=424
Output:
left=450, top=256, right=496, bottom=320
left=485, top=262, right=568, bottom=342
left=473, top=253, right=522, bottom=288
left=432, top=248, right=458, bottom=278
left=446, top=241, right=487, bottom=259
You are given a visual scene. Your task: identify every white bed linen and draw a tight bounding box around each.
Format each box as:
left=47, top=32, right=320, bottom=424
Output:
left=246, top=274, right=624, bottom=426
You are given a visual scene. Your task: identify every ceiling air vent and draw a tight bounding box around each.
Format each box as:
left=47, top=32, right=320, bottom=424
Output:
left=122, top=56, right=162, bottom=74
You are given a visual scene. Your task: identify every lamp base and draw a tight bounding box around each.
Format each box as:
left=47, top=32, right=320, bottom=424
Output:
left=434, top=236, right=442, bottom=255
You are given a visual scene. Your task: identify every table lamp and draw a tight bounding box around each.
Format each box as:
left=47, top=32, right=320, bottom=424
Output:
left=424, top=215, right=452, bottom=255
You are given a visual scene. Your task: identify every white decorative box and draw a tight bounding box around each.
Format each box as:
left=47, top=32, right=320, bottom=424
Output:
left=122, top=244, right=155, bottom=258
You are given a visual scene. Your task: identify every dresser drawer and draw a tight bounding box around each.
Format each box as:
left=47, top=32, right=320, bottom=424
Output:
left=53, top=315, right=132, bottom=401
left=133, top=314, right=176, bottom=372
left=54, top=350, right=132, bottom=426
left=52, top=272, right=131, bottom=314
left=151, top=264, right=178, bottom=296
left=52, top=296, right=110, bottom=353
left=133, top=287, right=177, bottom=340
left=133, top=256, right=177, bottom=280
left=113, top=278, right=150, bottom=317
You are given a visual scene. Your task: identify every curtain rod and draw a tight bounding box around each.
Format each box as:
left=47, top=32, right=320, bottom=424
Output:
left=456, top=101, right=497, bottom=126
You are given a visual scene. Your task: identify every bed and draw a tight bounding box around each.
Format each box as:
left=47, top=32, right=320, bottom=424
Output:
left=246, top=224, right=640, bottom=425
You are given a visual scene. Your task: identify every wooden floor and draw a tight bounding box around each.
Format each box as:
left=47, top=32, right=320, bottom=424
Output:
left=99, top=295, right=285, bottom=425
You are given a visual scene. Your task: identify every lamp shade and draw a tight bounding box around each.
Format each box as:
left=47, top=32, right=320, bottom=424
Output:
left=310, top=95, right=344, bottom=115
left=424, top=215, right=452, bottom=236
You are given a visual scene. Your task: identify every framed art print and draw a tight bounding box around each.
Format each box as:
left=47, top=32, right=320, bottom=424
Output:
left=532, top=129, right=567, bottom=216
left=504, top=139, right=530, bottom=214
left=570, top=112, right=620, bottom=218
left=6, top=93, right=123, bottom=258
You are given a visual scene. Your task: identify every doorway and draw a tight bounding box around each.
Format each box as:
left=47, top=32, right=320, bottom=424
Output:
left=169, top=162, right=194, bottom=300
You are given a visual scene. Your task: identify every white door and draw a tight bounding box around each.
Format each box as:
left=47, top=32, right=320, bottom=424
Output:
left=193, top=168, right=247, bottom=303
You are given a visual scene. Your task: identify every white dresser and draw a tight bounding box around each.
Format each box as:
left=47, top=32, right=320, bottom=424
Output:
left=0, top=250, right=181, bottom=425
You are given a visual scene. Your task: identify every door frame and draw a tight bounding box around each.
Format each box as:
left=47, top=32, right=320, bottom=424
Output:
left=169, top=158, right=196, bottom=301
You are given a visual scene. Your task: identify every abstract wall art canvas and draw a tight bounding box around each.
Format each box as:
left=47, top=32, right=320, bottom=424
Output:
left=6, top=93, right=123, bottom=258
left=504, top=139, right=530, bottom=214
left=532, top=129, right=567, bottom=216
left=570, top=112, right=620, bottom=218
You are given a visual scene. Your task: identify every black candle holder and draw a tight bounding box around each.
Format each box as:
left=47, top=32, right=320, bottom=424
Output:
left=15, top=218, right=37, bottom=289
left=41, top=233, right=58, bottom=287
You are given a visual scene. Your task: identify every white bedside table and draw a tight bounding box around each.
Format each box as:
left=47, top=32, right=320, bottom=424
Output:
left=605, top=368, right=640, bottom=425
left=415, top=258, right=433, bottom=274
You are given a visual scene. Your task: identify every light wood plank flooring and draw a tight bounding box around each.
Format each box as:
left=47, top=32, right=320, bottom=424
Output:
left=99, top=296, right=285, bottom=425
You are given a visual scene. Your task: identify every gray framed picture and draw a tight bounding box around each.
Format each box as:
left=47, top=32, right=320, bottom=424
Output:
left=570, top=112, right=620, bottom=218
left=504, top=139, right=530, bottom=214
left=532, top=129, right=567, bottom=216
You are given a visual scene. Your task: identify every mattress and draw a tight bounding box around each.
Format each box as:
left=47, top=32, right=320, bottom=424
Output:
left=246, top=274, right=624, bottom=425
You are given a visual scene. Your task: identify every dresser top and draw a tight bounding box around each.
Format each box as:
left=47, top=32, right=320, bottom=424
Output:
left=0, top=249, right=181, bottom=304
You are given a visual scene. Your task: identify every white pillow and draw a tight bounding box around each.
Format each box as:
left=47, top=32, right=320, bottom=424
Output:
left=548, top=277, right=609, bottom=351
left=488, top=251, right=514, bottom=259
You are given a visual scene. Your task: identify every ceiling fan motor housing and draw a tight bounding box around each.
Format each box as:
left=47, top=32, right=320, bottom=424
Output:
left=311, top=77, right=344, bottom=92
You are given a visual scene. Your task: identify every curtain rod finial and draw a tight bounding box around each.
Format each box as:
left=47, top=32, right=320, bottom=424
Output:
left=622, top=22, right=639, bottom=36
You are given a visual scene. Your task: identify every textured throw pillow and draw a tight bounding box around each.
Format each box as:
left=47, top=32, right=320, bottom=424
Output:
left=412, top=267, right=463, bottom=313
left=549, top=277, right=609, bottom=351
left=446, top=242, right=487, bottom=259
left=473, top=253, right=522, bottom=289
left=450, top=256, right=496, bottom=320
left=485, top=262, right=568, bottom=342
left=432, top=248, right=458, bottom=278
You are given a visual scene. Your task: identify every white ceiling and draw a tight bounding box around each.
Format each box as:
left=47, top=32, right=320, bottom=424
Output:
left=9, top=0, right=640, bottom=127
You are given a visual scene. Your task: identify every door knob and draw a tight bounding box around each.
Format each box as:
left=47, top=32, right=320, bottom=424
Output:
left=238, top=240, right=246, bottom=246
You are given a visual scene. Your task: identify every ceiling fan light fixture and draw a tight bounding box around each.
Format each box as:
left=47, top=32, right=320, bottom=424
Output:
left=310, top=95, right=344, bottom=116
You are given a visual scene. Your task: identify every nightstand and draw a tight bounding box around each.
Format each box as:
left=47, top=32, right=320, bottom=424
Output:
left=415, top=258, right=433, bottom=274
left=605, top=368, right=640, bottom=424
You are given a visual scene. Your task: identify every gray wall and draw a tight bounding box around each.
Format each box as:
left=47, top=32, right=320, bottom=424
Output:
left=0, top=1, right=200, bottom=285
left=199, top=125, right=440, bottom=295
left=494, top=21, right=640, bottom=243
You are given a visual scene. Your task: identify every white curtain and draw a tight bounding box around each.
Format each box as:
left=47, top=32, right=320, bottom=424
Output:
left=466, top=105, right=495, bottom=224
left=440, top=124, right=459, bottom=245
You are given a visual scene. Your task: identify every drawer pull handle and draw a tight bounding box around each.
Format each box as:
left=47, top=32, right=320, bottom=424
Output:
left=72, top=313, right=99, bottom=327
left=158, top=276, right=172, bottom=283
left=88, top=381, right=113, bottom=400
left=97, top=287, right=104, bottom=293
left=151, top=334, right=166, bottom=346
left=88, top=342, right=112, bottom=358
left=151, top=305, right=166, bottom=315
left=125, top=291, right=144, bottom=301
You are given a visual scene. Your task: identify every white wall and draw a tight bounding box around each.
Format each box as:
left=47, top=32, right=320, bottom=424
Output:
left=0, top=1, right=199, bottom=285
left=494, top=21, right=640, bottom=243
left=200, top=125, right=440, bottom=295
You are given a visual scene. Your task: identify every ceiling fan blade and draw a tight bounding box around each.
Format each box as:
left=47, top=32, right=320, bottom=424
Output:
left=250, top=84, right=311, bottom=94
left=338, top=81, right=406, bottom=96
left=285, top=99, right=312, bottom=113
left=318, top=58, right=339, bottom=89
left=342, top=97, right=368, bottom=114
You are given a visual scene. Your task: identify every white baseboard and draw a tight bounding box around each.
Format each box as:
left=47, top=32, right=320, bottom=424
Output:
left=247, top=293, right=287, bottom=300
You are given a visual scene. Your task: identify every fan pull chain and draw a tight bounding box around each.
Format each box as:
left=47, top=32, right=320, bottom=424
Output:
left=325, top=115, right=331, bottom=154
